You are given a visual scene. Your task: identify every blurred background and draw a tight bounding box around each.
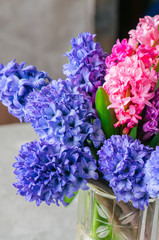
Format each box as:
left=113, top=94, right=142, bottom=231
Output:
left=0, top=0, right=158, bottom=124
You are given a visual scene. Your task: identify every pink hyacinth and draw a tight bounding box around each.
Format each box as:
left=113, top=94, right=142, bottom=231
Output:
left=104, top=55, right=158, bottom=133
left=106, top=38, right=133, bottom=71
left=129, top=15, right=159, bottom=49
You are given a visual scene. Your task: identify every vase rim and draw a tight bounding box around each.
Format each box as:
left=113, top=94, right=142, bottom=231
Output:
left=87, top=183, right=157, bottom=203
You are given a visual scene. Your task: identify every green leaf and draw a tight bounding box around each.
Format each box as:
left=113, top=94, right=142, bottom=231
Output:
left=154, top=61, right=159, bottom=91
left=149, top=132, right=159, bottom=148
left=95, top=87, right=119, bottom=139
left=154, top=79, right=159, bottom=91
left=129, top=126, right=137, bottom=140
left=64, top=191, right=78, bottom=206
left=155, top=61, right=159, bottom=73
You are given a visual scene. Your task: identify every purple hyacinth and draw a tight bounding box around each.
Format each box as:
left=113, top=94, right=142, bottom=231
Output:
left=13, top=139, right=98, bottom=206
left=97, top=135, right=153, bottom=210
left=0, top=59, right=52, bottom=121
left=142, top=88, right=159, bottom=140
left=26, top=78, right=105, bottom=148
left=145, top=146, right=159, bottom=198
left=63, top=32, right=107, bottom=103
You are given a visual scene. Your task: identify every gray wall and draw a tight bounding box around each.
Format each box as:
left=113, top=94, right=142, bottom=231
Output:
left=0, top=0, right=95, bottom=80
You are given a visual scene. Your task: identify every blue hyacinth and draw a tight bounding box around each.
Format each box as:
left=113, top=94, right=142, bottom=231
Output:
left=63, top=32, right=107, bottom=103
left=26, top=78, right=105, bottom=148
left=13, top=139, right=98, bottom=206
left=0, top=59, right=52, bottom=121
left=97, top=135, right=153, bottom=210
left=145, top=146, right=159, bottom=199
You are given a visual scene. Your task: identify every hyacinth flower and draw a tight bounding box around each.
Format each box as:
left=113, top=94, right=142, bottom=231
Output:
left=63, top=32, right=107, bottom=103
left=97, top=135, right=153, bottom=210
left=13, top=139, right=98, bottom=206
left=25, top=78, right=105, bottom=148
left=104, top=55, right=158, bottom=134
left=0, top=59, right=52, bottom=121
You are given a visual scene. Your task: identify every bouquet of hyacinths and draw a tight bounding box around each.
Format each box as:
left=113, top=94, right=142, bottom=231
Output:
left=0, top=15, right=159, bottom=239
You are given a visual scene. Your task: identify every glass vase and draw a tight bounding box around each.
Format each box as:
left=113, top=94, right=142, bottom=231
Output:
left=76, top=185, right=159, bottom=240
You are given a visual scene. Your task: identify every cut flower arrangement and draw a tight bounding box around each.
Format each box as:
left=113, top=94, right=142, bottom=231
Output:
left=0, top=15, right=159, bottom=221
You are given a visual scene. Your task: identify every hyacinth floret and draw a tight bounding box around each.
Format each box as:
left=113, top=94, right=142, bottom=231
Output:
left=0, top=59, right=52, bottom=121
left=63, top=32, right=107, bottom=102
left=26, top=78, right=105, bottom=148
left=13, top=139, right=98, bottom=206
left=145, top=146, right=159, bottom=199
left=89, top=119, right=105, bottom=148
left=97, top=135, right=153, bottom=210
